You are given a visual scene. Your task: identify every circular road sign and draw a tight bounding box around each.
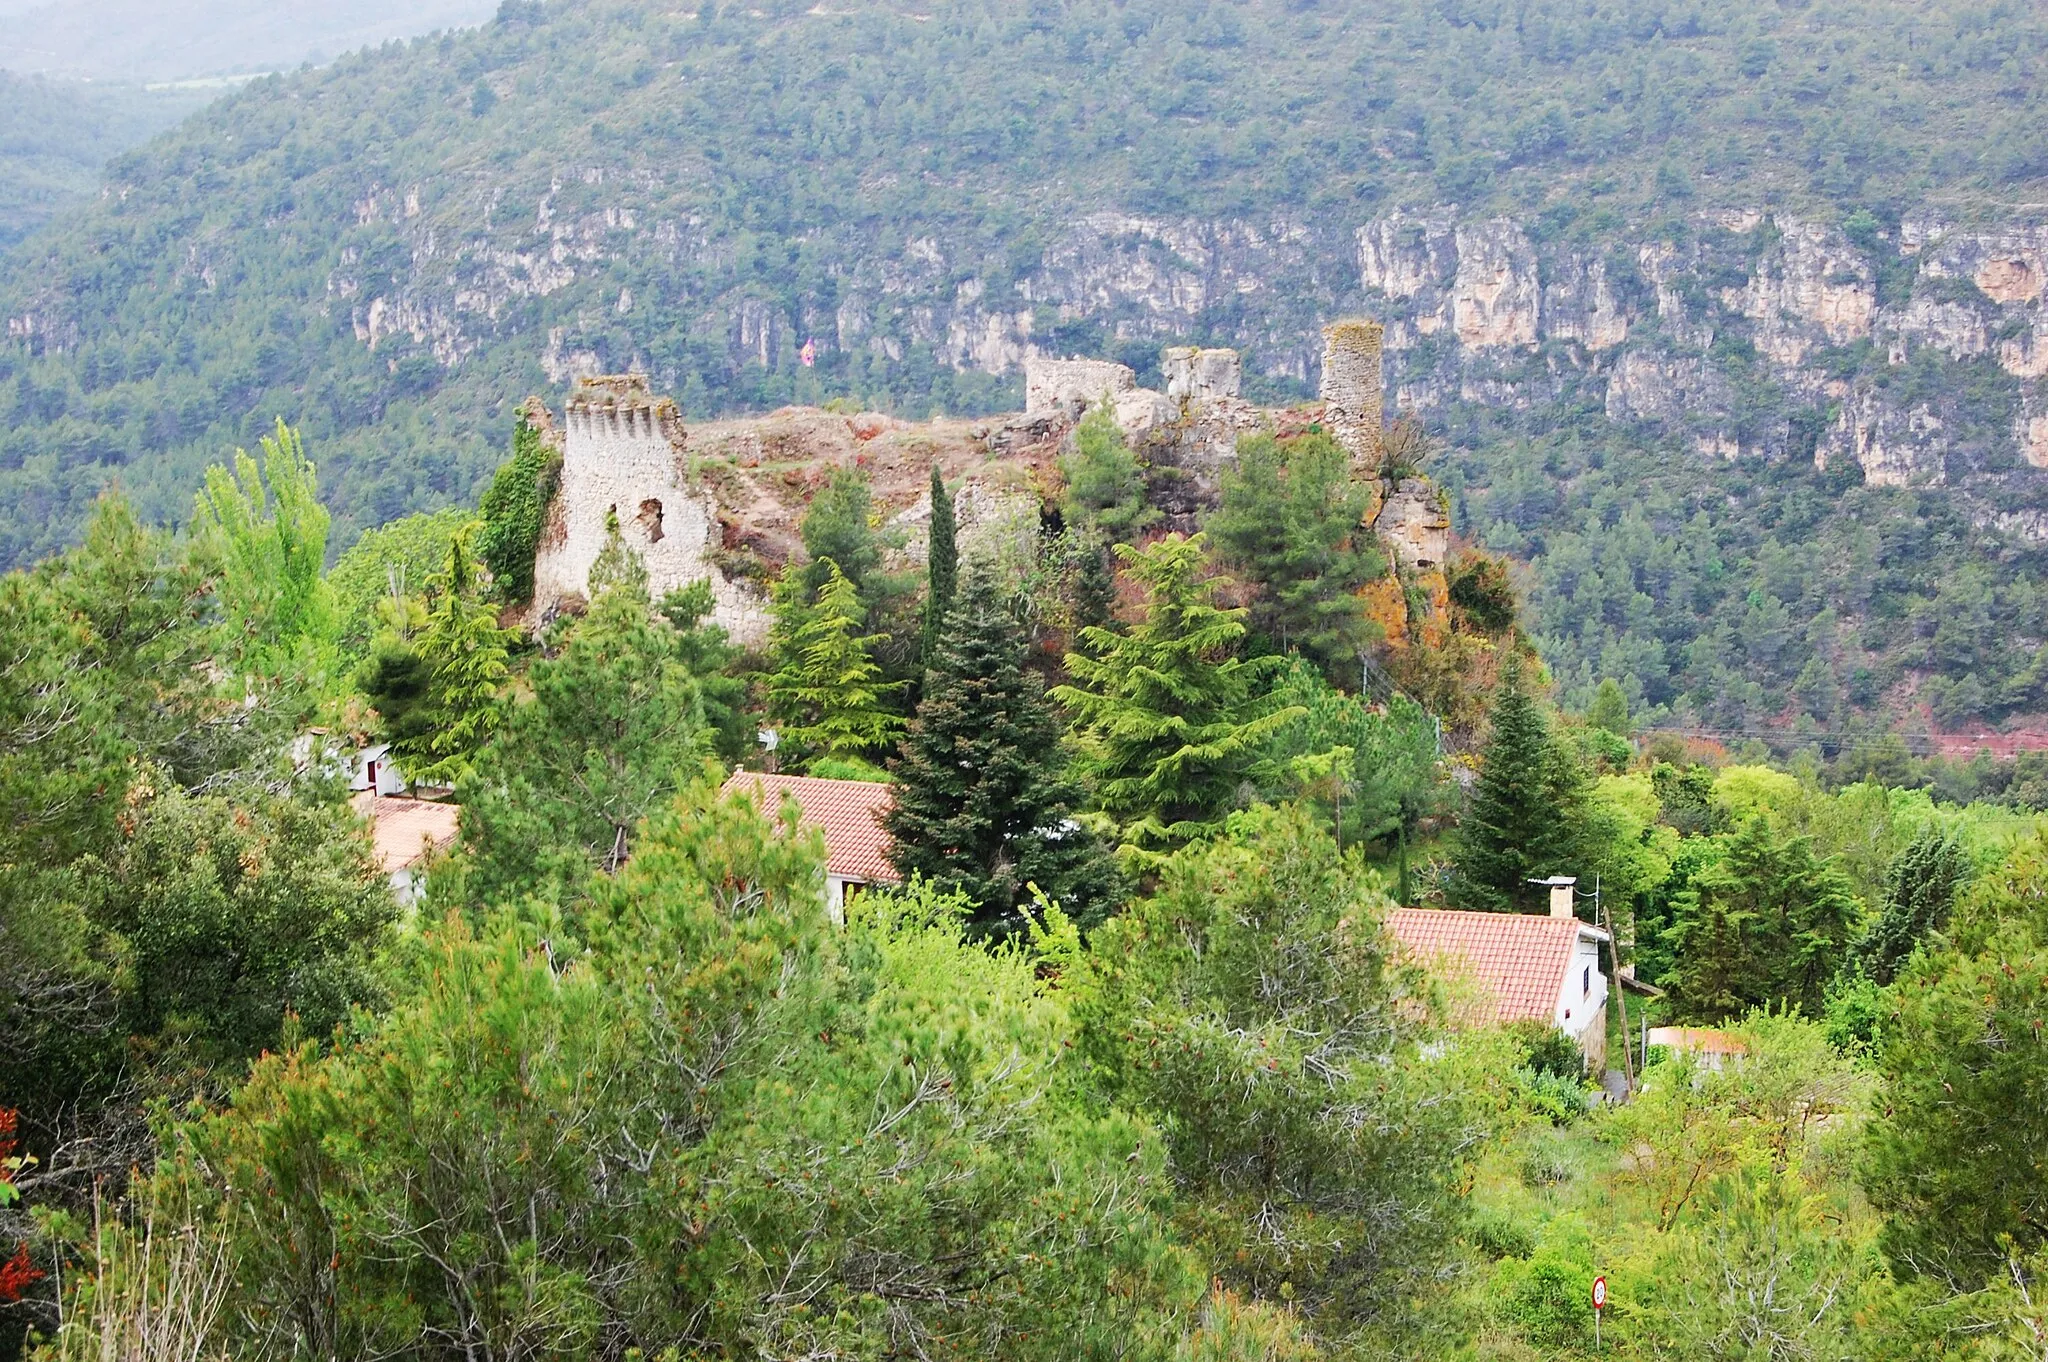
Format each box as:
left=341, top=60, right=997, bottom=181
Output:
left=1592, top=1276, right=1608, bottom=1310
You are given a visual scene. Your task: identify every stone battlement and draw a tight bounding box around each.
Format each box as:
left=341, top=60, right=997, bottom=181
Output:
left=531, top=377, right=769, bottom=645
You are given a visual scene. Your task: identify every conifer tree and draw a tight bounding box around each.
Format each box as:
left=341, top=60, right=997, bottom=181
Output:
left=1450, top=655, right=1587, bottom=912
left=888, top=575, right=1122, bottom=934
left=768, top=561, right=904, bottom=768
left=400, top=534, right=515, bottom=786
left=1207, top=431, right=1380, bottom=679
left=919, top=464, right=957, bottom=673
left=1053, top=533, right=1301, bottom=851
left=1070, top=533, right=1118, bottom=638
left=1060, top=402, right=1159, bottom=545
left=1853, top=826, right=1970, bottom=984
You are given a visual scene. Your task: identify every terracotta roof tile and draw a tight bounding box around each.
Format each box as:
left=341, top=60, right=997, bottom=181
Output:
left=721, top=772, right=899, bottom=884
left=352, top=792, right=462, bottom=875
left=1386, top=908, right=1595, bottom=1026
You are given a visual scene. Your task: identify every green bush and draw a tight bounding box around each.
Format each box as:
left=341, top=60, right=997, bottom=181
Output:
left=476, top=409, right=561, bottom=605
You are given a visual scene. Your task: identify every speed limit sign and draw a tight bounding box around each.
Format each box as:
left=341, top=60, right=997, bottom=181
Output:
left=1592, top=1275, right=1608, bottom=1309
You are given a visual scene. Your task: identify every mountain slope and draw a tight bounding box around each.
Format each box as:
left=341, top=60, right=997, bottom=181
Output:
left=5, top=0, right=2048, bottom=736
left=0, top=73, right=208, bottom=249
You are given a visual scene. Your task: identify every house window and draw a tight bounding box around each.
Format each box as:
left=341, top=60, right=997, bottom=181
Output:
left=1583, top=966, right=1591, bottom=997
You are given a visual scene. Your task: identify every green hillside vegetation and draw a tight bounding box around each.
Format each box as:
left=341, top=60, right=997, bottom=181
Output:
left=4, top=0, right=2047, bottom=559
left=9, top=420, right=2048, bottom=1359
left=0, top=73, right=206, bottom=249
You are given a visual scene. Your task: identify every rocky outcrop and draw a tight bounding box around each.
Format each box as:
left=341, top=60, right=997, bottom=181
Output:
left=290, top=165, right=2048, bottom=537
left=1373, top=479, right=1450, bottom=571
left=1353, top=205, right=2048, bottom=509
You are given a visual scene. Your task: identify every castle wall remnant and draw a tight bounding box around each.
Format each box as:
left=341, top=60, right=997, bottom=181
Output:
left=530, top=374, right=769, bottom=644
left=1321, top=320, right=1385, bottom=470
left=1025, top=356, right=1135, bottom=418
left=1163, top=346, right=1243, bottom=402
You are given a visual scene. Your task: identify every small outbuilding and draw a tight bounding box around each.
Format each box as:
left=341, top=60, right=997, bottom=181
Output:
left=720, top=772, right=900, bottom=918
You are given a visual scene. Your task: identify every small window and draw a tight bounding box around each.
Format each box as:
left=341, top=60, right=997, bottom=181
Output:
left=1583, top=966, right=1592, bottom=997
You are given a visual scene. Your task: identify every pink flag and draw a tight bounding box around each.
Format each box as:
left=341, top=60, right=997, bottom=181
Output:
left=800, top=338, right=817, bottom=368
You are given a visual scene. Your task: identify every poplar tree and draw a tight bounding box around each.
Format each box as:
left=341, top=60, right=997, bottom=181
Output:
left=888, top=575, right=1122, bottom=934
left=919, top=464, right=957, bottom=674
left=1450, top=655, right=1587, bottom=913
left=1053, top=533, right=1300, bottom=851
left=768, top=561, right=903, bottom=768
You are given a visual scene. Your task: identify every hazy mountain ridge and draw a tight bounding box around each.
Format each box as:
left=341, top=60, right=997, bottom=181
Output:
left=0, top=0, right=499, bottom=80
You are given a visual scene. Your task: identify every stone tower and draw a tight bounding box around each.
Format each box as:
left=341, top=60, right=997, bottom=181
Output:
left=1320, top=320, right=1385, bottom=471
left=529, top=374, right=767, bottom=643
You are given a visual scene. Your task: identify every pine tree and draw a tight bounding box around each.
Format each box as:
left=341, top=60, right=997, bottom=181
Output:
left=919, top=464, right=957, bottom=674
left=460, top=576, right=709, bottom=906
left=1060, top=402, right=1159, bottom=545
left=1052, top=533, right=1302, bottom=851
left=406, top=534, right=515, bottom=786
left=1668, top=814, right=1861, bottom=1020
left=888, top=575, right=1122, bottom=935
left=768, top=561, right=904, bottom=767
left=1586, top=678, right=1631, bottom=736
left=1207, top=431, right=1381, bottom=678
left=1450, top=655, right=1587, bottom=912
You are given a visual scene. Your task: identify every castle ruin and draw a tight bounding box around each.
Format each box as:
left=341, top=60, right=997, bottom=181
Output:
left=529, top=374, right=769, bottom=644
left=1320, top=320, right=1386, bottom=471
left=1024, top=356, right=1136, bottom=418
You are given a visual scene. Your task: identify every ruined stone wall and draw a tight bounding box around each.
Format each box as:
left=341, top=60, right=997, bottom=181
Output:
left=1024, top=356, right=1135, bottom=417
left=531, top=375, right=770, bottom=644
left=1321, top=320, right=1385, bottom=469
left=1162, top=346, right=1243, bottom=402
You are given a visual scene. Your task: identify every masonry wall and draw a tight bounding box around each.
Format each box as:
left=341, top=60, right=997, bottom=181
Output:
left=1321, top=320, right=1386, bottom=470
left=531, top=378, right=770, bottom=644
left=1024, top=356, right=1135, bottom=416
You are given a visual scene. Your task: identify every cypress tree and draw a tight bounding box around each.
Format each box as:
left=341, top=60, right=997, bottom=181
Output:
left=888, top=575, right=1122, bottom=935
left=1853, top=826, right=1970, bottom=984
left=920, top=464, right=957, bottom=673
left=1450, top=655, right=1586, bottom=912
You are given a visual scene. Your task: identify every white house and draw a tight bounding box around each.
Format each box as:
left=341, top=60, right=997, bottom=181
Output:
left=352, top=792, right=461, bottom=906
left=720, top=772, right=900, bottom=918
left=1386, top=881, right=1612, bottom=1070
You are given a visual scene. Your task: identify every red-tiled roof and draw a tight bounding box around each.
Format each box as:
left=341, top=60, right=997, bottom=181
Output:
left=1386, top=908, right=1600, bottom=1025
left=721, top=772, right=899, bottom=884
left=352, top=792, right=462, bottom=874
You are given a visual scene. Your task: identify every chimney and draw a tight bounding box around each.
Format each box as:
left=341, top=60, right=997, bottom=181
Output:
left=1531, top=876, right=1577, bottom=919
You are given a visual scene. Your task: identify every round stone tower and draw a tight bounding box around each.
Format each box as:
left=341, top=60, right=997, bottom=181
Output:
left=1320, top=320, right=1385, bottom=472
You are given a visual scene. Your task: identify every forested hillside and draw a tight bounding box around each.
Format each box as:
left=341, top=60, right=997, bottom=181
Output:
left=6, top=0, right=2048, bottom=734
left=0, top=74, right=205, bottom=249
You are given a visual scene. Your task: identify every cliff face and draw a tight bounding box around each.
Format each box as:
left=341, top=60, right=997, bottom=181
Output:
left=1357, top=208, right=2048, bottom=522
left=294, top=177, right=2048, bottom=534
